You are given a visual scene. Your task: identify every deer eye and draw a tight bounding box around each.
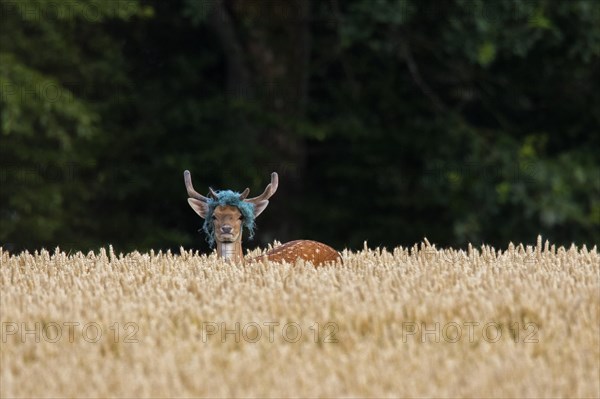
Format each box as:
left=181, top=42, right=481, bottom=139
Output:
left=212, top=215, right=217, bottom=220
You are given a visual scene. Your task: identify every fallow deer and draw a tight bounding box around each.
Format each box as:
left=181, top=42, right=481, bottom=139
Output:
left=184, top=170, right=341, bottom=266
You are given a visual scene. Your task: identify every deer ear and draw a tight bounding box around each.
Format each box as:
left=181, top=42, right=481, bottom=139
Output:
left=253, top=200, right=270, bottom=218
left=188, top=198, right=208, bottom=219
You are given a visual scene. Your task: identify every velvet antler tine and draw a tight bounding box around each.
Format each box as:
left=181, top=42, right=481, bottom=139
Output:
left=209, top=187, right=219, bottom=199
left=184, top=170, right=209, bottom=202
left=239, top=187, right=250, bottom=200
left=246, top=172, right=279, bottom=204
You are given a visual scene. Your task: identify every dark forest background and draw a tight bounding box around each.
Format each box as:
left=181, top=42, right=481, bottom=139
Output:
left=1, top=0, right=599, bottom=254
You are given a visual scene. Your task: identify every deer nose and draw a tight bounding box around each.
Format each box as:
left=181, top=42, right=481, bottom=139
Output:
left=221, top=226, right=233, bottom=234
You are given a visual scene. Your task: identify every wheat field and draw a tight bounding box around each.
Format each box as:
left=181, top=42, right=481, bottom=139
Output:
left=1, top=237, right=599, bottom=398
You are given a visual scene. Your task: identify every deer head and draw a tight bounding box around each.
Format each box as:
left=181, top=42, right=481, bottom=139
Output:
left=184, top=170, right=278, bottom=262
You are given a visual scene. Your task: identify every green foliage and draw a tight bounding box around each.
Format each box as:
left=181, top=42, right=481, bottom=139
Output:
left=1, top=0, right=598, bottom=252
left=0, top=0, right=149, bottom=250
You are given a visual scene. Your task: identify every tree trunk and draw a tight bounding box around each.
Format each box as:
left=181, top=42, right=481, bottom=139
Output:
left=223, top=0, right=312, bottom=243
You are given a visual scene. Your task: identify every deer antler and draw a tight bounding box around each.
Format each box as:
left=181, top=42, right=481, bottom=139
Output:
left=184, top=170, right=209, bottom=202
left=208, top=187, right=219, bottom=199
left=209, top=186, right=249, bottom=200
left=187, top=170, right=262, bottom=202
left=239, top=187, right=250, bottom=200
left=245, top=172, right=279, bottom=204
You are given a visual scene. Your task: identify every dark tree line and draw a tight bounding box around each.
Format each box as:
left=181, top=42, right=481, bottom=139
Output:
left=1, top=0, right=599, bottom=253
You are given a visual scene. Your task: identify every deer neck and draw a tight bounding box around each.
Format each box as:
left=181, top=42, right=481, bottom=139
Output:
left=216, top=238, right=244, bottom=263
